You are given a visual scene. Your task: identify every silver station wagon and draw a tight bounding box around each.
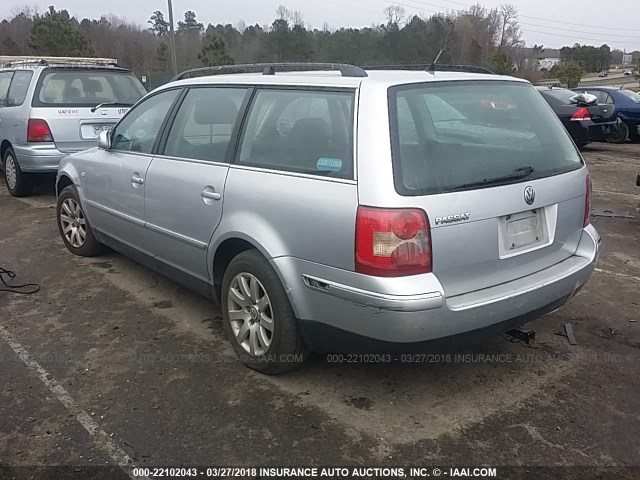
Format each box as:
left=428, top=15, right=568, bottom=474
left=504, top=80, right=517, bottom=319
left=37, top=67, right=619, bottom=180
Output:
left=55, top=63, right=601, bottom=374
left=0, top=57, right=146, bottom=196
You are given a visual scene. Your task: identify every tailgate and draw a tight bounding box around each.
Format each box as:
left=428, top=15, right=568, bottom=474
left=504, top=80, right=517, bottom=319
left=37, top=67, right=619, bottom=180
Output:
left=426, top=170, right=586, bottom=297
left=30, top=106, right=128, bottom=153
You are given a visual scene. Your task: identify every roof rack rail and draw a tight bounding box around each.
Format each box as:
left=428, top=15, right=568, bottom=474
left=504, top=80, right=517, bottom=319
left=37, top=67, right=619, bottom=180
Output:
left=364, top=63, right=494, bottom=75
left=0, top=56, right=120, bottom=69
left=171, top=62, right=368, bottom=82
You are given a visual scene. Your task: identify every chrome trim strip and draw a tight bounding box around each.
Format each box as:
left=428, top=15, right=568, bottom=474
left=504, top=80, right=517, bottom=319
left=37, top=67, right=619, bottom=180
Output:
left=85, top=199, right=145, bottom=227
left=85, top=199, right=207, bottom=250
left=301, top=274, right=444, bottom=312
left=146, top=222, right=207, bottom=250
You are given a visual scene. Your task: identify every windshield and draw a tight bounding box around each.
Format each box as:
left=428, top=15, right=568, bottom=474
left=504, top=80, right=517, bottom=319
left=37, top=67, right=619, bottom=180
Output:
left=35, top=69, right=146, bottom=107
left=619, top=89, right=640, bottom=103
left=389, top=81, right=583, bottom=195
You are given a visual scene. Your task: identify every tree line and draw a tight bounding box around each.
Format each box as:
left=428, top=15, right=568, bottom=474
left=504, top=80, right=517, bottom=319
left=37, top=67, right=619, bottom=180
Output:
left=0, top=4, right=636, bottom=84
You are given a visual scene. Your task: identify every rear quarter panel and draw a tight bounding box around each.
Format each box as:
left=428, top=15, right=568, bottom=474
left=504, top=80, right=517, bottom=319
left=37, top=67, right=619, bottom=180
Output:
left=208, top=166, right=358, bottom=270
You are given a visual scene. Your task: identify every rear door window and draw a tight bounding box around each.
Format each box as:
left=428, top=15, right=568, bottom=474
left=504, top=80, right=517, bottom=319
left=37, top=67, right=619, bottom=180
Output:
left=389, top=81, right=583, bottom=195
left=0, top=71, right=13, bottom=106
left=237, top=89, right=355, bottom=179
left=35, top=69, right=146, bottom=107
left=7, top=71, right=33, bottom=106
left=163, top=87, right=248, bottom=162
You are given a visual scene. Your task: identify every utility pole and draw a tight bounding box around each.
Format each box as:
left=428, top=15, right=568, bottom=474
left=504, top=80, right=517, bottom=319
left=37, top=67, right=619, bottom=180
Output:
left=167, top=0, right=178, bottom=75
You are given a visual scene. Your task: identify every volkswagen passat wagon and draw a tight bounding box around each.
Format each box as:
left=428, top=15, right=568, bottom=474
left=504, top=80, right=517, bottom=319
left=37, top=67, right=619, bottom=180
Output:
left=55, top=63, right=601, bottom=374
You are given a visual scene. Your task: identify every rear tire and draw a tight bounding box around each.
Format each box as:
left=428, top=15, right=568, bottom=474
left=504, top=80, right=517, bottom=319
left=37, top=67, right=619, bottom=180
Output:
left=606, top=121, right=629, bottom=144
left=221, top=250, right=309, bottom=374
left=3, top=147, right=32, bottom=197
left=56, top=185, right=105, bottom=257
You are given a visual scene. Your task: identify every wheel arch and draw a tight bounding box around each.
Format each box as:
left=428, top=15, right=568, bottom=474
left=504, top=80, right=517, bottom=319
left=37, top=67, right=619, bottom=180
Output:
left=1, top=140, right=13, bottom=163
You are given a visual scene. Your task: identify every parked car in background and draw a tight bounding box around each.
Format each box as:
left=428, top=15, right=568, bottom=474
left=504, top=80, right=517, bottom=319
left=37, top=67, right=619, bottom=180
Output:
left=598, top=71, right=609, bottom=77
left=623, top=69, right=633, bottom=76
left=0, top=57, right=146, bottom=196
left=578, top=86, right=640, bottom=143
left=536, top=86, right=618, bottom=148
left=56, top=64, right=600, bottom=374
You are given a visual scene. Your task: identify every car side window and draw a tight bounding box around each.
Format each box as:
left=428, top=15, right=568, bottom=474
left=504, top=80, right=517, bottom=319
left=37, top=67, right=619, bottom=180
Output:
left=7, top=71, right=33, bottom=106
left=0, top=72, right=14, bottom=107
left=238, top=89, right=355, bottom=179
left=111, top=89, right=179, bottom=154
left=164, top=87, right=248, bottom=162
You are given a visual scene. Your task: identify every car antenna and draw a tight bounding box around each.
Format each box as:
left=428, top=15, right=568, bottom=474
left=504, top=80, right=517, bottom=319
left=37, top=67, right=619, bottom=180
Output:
left=427, top=49, right=444, bottom=75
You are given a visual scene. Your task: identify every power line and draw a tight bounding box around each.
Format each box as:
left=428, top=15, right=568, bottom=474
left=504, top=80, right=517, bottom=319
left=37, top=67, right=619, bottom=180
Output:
left=399, top=0, right=640, bottom=32
left=383, top=0, right=640, bottom=44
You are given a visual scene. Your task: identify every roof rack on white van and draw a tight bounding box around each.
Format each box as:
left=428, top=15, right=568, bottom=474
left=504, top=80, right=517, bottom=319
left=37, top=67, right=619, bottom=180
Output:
left=0, top=56, right=120, bottom=69
left=172, top=62, right=369, bottom=82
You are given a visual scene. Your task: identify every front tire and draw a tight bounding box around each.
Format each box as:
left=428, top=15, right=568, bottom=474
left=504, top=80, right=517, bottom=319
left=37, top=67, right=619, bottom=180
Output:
left=221, top=250, right=309, bottom=374
left=3, top=147, right=32, bottom=197
left=56, top=185, right=105, bottom=257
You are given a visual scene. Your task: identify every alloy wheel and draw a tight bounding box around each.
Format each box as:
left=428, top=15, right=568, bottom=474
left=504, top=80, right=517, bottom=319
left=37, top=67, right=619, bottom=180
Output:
left=60, top=198, right=87, bottom=248
left=227, top=272, right=274, bottom=356
left=5, top=155, right=17, bottom=190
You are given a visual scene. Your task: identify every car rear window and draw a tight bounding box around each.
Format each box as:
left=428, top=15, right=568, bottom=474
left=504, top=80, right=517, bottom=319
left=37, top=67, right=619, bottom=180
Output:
left=540, top=88, right=577, bottom=104
left=389, top=81, right=583, bottom=196
left=34, top=69, right=146, bottom=107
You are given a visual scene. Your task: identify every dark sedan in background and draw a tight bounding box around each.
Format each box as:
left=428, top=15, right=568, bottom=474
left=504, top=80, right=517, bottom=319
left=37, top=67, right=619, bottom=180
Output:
left=578, top=87, right=640, bottom=143
left=536, top=86, right=618, bottom=148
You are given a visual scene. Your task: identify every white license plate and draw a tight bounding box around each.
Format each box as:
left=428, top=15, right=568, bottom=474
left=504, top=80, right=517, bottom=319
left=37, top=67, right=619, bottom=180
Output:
left=499, top=208, right=548, bottom=254
left=81, top=124, right=113, bottom=139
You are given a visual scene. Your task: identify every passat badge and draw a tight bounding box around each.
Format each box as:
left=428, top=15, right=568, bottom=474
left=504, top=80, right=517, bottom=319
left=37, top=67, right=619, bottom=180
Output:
left=524, top=186, right=535, bottom=205
left=434, top=213, right=471, bottom=225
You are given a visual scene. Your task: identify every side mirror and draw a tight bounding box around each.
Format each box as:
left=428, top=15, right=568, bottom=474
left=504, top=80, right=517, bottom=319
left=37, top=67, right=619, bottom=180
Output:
left=97, top=130, right=111, bottom=150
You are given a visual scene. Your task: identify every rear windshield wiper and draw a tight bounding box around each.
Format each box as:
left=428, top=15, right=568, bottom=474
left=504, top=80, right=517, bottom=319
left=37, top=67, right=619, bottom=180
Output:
left=443, top=166, right=535, bottom=193
left=91, top=102, right=132, bottom=113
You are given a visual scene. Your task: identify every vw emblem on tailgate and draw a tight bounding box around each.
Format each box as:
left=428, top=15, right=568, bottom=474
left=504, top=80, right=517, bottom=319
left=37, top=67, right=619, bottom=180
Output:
left=524, top=186, right=535, bottom=205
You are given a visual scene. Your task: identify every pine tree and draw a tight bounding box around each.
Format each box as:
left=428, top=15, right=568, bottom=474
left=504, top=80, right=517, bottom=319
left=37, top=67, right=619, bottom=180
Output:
left=29, top=6, right=94, bottom=56
left=198, top=34, right=234, bottom=66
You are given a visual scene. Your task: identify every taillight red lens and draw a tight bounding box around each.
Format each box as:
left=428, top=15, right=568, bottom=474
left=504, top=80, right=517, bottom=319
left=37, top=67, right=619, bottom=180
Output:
left=584, top=175, right=592, bottom=227
left=27, top=119, right=54, bottom=142
left=355, top=207, right=432, bottom=277
left=571, top=107, right=591, bottom=121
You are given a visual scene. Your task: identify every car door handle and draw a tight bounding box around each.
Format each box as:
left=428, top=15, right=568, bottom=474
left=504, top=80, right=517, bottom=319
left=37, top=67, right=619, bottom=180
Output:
left=130, top=174, right=144, bottom=186
left=201, top=190, right=221, bottom=201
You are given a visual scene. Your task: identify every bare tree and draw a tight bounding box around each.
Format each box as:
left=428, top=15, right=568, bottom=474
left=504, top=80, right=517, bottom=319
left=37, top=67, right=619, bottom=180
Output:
left=276, top=5, right=291, bottom=22
left=498, top=4, right=522, bottom=50
left=383, top=5, right=405, bottom=27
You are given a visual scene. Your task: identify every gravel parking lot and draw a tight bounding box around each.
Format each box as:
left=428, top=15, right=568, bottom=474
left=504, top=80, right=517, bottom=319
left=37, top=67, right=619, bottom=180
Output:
left=1, top=143, right=639, bottom=478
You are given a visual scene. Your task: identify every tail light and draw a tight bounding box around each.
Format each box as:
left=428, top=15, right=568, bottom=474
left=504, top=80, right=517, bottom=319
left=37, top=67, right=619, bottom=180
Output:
left=584, top=175, right=592, bottom=227
left=27, top=119, right=54, bottom=142
left=570, top=107, right=591, bottom=122
left=355, top=206, right=432, bottom=277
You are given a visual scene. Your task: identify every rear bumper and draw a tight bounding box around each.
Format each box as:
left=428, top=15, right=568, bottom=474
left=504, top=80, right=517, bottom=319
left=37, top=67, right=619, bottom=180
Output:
left=13, top=145, right=68, bottom=172
left=273, top=224, right=600, bottom=346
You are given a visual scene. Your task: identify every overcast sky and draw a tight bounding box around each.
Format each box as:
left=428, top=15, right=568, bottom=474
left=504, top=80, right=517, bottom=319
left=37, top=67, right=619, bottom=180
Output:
left=2, top=0, right=639, bottom=51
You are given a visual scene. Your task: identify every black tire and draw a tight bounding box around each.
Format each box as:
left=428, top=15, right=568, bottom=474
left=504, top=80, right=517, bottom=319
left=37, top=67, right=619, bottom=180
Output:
left=3, top=147, right=32, bottom=197
left=221, top=250, right=309, bottom=374
left=606, top=121, right=629, bottom=144
left=56, top=185, right=105, bottom=257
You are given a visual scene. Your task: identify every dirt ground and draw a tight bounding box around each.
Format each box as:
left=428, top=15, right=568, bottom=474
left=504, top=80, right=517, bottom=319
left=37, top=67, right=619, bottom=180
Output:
left=0, top=142, right=639, bottom=479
